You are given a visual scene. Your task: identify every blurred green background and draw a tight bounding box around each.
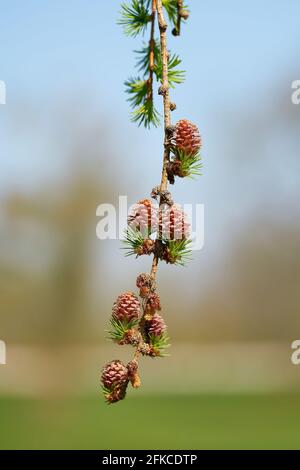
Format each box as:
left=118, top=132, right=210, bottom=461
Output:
left=1, top=0, right=300, bottom=449
left=1, top=395, right=300, bottom=450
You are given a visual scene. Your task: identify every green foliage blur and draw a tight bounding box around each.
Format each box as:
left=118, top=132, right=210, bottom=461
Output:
left=0, top=394, right=299, bottom=450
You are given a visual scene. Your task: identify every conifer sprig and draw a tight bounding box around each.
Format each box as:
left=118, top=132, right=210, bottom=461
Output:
left=135, top=40, right=160, bottom=73
left=170, top=148, right=203, bottom=178
left=154, top=52, right=185, bottom=87
left=119, top=0, right=152, bottom=37
left=101, top=1, right=202, bottom=404
left=125, top=77, right=149, bottom=107
left=131, top=98, right=161, bottom=128
left=161, top=0, right=178, bottom=25
left=149, top=333, right=171, bottom=356
left=108, top=318, right=139, bottom=343
left=164, top=238, right=193, bottom=265
left=120, top=0, right=188, bottom=127
left=122, top=228, right=147, bottom=256
left=177, top=153, right=203, bottom=177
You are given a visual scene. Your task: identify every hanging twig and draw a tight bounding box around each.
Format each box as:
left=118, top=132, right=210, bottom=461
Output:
left=102, top=0, right=201, bottom=404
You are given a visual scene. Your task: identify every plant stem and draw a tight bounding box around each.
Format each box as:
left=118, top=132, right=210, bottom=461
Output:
left=147, top=0, right=157, bottom=100
left=132, top=0, right=171, bottom=364
left=176, top=0, right=183, bottom=36
left=150, top=0, right=171, bottom=281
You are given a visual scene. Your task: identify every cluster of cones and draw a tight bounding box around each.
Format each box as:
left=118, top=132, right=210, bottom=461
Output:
left=101, top=275, right=167, bottom=404
left=127, top=199, right=192, bottom=265
left=128, top=200, right=190, bottom=241
left=101, top=120, right=202, bottom=403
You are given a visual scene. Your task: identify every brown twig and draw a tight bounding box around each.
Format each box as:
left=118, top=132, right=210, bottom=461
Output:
left=147, top=0, right=157, bottom=100
left=172, top=0, right=189, bottom=36
left=175, top=0, right=183, bottom=36
left=132, top=0, right=171, bottom=365
left=150, top=0, right=171, bottom=281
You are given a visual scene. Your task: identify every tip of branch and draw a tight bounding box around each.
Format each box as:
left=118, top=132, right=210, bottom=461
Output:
left=179, top=9, right=190, bottom=20
left=158, top=85, right=168, bottom=96
left=159, top=24, right=167, bottom=32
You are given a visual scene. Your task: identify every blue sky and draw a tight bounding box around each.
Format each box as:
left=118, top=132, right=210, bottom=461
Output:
left=0, top=0, right=299, bottom=103
left=1, top=0, right=299, bottom=183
